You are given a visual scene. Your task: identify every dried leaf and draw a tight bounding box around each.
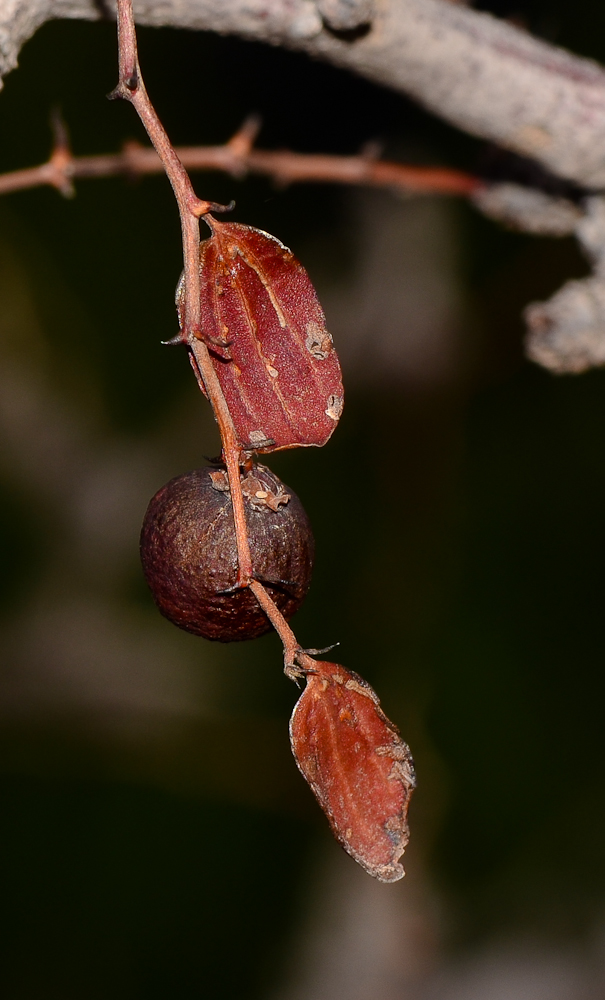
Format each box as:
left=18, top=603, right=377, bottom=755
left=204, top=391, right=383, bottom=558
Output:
left=176, top=219, right=344, bottom=452
left=290, top=660, right=415, bottom=882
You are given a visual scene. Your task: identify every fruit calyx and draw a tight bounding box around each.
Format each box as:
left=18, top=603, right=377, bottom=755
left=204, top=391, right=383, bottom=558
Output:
left=209, top=464, right=291, bottom=512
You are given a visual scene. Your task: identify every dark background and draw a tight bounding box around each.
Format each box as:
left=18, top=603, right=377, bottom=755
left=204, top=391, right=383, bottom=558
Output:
left=0, top=5, right=604, bottom=997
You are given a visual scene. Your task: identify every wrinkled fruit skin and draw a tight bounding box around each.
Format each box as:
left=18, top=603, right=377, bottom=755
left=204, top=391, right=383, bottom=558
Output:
left=140, top=465, right=314, bottom=642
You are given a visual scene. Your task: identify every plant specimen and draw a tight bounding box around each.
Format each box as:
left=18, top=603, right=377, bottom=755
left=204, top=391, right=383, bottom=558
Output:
left=107, top=0, right=415, bottom=882
left=140, top=464, right=314, bottom=642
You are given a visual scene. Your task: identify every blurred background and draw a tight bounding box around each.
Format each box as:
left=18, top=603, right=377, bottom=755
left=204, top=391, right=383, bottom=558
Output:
left=1, top=4, right=605, bottom=997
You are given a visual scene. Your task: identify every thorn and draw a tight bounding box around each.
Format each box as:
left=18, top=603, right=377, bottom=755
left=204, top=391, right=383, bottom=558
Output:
left=236, top=114, right=262, bottom=148
left=206, top=331, right=233, bottom=350
left=161, top=333, right=186, bottom=346
left=285, top=656, right=320, bottom=683
left=284, top=661, right=307, bottom=684
left=227, top=115, right=262, bottom=175
left=216, top=580, right=248, bottom=595
left=56, top=179, right=76, bottom=200
left=50, top=106, right=70, bottom=153
left=360, top=139, right=383, bottom=161
left=302, top=643, right=340, bottom=656
left=48, top=108, right=75, bottom=198
left=209, top=199, right=236, bottom=215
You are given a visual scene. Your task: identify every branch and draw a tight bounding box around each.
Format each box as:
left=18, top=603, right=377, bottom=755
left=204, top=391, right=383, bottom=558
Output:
left=109, top=0, right=255, bottom=587
left=525, top=196, right=605, bottom=373
left=0, top=115, right=588, bottom=243
left=8, top=2, right=605, bottom=378
left=111, top=0, right=317, bottom=672
left=0, top=118, right=480, bottom=199
left=247, top=580, right=327, bottom=678
left=7, top=0, right=605, bottom=189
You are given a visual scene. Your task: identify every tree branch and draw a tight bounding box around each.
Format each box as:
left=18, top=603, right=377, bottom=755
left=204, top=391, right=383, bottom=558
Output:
left=8, top=1, right=605, bottom=375
left=7, top=0, right=605, bottom=189
left=109, top=0, right=255, bottom=587
left=0, top=118, right=480, bottom=199
left=110, top=0, right=317, bottom=672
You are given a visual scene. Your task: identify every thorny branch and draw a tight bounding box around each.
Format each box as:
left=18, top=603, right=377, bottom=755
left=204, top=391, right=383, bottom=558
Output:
left=6, top=0, right=605, bottom=373
left=110, top=0, right=255, bottom=588
left=6, top=106, right=605, bottom=375
left=247, top=580, right=324, bottom=677
left=7, top=0, right=605, bottom=189
left=111, top=0, right=310, bottom=669
left=0, top=118, right=480, bottom=199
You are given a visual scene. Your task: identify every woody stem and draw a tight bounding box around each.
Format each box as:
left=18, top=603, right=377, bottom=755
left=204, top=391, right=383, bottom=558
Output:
left=112, top=0, right=312, bottom=665
left=248, top=580, right=301, bottom=668
left=112, top=0, right=252, bottom=584
left=188, top=346, right=252, bottom=582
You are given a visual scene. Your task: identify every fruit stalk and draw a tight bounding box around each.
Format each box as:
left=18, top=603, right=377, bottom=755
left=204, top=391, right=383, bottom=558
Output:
left=111, top=0, right=254, bottom=587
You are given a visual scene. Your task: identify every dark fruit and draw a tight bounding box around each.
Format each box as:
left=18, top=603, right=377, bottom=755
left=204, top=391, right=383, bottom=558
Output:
left=140, top=464, right=314, bottom=642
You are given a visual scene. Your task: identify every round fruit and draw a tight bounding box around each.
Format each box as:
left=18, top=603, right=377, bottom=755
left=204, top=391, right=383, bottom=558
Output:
left=140, top=464, right=314, bottom=642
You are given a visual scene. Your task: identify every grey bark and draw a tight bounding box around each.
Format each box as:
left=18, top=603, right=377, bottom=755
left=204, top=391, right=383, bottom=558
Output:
left=7, top=0, right=605, bottom=373
left=5, top=0, right=605, bottom=189
left=525, top=197, right=605, bottom=373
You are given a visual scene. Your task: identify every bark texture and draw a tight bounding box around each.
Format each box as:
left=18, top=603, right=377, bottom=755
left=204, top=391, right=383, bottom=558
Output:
left=6, top=0, right=605, bottom=188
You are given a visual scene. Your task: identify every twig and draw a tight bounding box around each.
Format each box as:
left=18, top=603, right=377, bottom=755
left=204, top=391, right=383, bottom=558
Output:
left=110, top=0, right=318, bottom=668
left=248, top=580, right=300, bottom=668
left=247, top=580, right=318, bottom=675
left=0, top=126, right=480, bottom=199
left=8, top=0, right=605, bottom=188
left=110, top=0, right=253, bottom=587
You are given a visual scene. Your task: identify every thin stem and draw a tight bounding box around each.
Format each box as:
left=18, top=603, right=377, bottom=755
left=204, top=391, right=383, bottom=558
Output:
left=112, top=0, right=253, bottom=585
left=188, top=346, right=252, bottom=581
left=0, top=135, right=481, bottom=199
left=248, top=581, right=322, bottom=677
left=248, top=581, right=300, bottom=668
left=109, top=1, right=335, bottom=671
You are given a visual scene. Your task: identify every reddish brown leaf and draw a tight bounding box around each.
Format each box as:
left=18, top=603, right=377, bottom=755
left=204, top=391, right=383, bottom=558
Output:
left=176, top=218, right=344, bottom=453
left=290, top=660, right=415, bottom=882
